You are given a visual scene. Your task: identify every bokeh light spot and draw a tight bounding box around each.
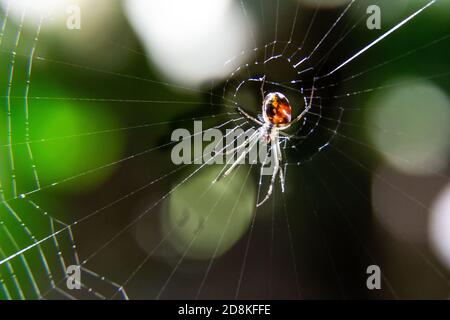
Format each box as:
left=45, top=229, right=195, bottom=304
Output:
left=124, top=0, right=253, bottom=86
left=366, top=79, right=450, bottom=176
left=161, top=166, right=256, bottom=260
left=429, top=183, right=450, bottom=271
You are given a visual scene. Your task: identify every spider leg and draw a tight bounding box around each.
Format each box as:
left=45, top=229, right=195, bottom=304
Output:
left=214, top=130, right=260, bottom=183
left=257, top=139, right=280, bottom=207
left=236, top=106, right=264, bottom=126
left=279, top=131, right=306, bottom=141
left=260, top=75, right=266, bottom=101
left=288, top=85, right=315, bottom=126
left=214, top=128, right=258, bottom=156
left=276, top=139, right=285, bottom=193
left=279, top=166, right=285, bottom=193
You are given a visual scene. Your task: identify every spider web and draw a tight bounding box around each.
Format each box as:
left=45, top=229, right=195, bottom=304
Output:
left=0, top=0, right=449, bottom=300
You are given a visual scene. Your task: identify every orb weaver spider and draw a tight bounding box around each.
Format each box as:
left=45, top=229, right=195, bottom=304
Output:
left=216, top=76, right=315, bottom=207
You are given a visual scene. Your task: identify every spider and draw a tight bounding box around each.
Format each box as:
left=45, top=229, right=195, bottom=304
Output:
left=216, top=76, right=315, bottom=207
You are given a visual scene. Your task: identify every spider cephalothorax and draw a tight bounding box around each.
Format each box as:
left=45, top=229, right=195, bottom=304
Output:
left=216, top=77, right=314, bottom=207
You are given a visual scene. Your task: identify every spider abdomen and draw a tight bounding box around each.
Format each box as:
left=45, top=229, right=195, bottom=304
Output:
left=262, top=92, right=292, bottom=125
